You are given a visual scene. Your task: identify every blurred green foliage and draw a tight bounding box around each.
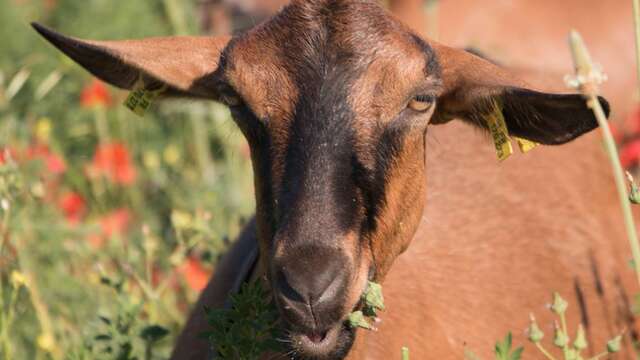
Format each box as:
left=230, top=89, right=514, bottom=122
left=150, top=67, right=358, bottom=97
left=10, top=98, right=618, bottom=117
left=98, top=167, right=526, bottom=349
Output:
left=0, top=0, right=254, bottom=358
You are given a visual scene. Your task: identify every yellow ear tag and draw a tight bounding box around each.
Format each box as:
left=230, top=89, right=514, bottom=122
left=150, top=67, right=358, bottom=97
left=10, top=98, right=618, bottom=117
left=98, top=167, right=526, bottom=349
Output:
left=485, top=99, right=513, bottom=161
left=123, top=77, right=166, bottom=117
left=515, top=137, right=539, bottom=153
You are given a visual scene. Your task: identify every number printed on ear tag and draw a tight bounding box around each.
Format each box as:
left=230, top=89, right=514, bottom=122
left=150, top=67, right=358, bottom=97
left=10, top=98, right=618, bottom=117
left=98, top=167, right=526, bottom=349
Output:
left=123, top=76, right=166, bottom=117
left=485, top=99, right=513, bottom=161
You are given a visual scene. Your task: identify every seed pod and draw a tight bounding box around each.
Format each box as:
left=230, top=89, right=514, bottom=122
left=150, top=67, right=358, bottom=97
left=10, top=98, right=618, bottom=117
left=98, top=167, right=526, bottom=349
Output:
left=573, top=324, right=588, bottom=351
left=527, top=314, right=544, bottom=343
left=630, top=182, right=640, bottom=204
left=627, top=172, right=640, bottom=205
left=565, top=348, right=579, bottom=360
left=551, top=292, right=568, bottom=315
left=553, top=322, right=569, bottom=348
left=607, top=335, right=622, bottom=353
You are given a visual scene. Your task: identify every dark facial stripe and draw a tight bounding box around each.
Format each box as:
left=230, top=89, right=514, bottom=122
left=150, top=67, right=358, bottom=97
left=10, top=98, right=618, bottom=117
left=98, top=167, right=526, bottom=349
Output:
left=355, top=115, right=415, bottom=233
left=277, top=61, right=363, bottom=245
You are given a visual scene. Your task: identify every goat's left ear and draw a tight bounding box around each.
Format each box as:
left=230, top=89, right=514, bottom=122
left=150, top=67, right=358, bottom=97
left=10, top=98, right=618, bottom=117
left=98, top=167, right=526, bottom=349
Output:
left=431, top=44, right=610, bottom=145
left=32, top=23, right=231, bottom=100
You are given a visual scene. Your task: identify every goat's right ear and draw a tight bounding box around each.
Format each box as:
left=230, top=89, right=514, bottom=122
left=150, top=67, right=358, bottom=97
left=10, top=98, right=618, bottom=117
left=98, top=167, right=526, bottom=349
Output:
left=431, top=43, right=609, bottom=145
left=32, top=23, right=231, bottom=99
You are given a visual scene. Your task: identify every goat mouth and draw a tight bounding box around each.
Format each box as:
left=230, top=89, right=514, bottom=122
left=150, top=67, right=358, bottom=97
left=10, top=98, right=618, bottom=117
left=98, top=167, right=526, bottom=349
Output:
left=287, top=323, right=355, bottom=360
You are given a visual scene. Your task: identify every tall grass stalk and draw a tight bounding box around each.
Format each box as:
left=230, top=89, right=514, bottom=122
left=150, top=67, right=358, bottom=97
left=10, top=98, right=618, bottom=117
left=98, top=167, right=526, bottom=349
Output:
left=633, top=0, right=640, bottom=93
left=401, top=346, right=410, bottom=360
left=424, top=0, right=439, bottom=40
left=15, top=232, right=62, bottom=360
left=567, top=31, right=640, bottom=286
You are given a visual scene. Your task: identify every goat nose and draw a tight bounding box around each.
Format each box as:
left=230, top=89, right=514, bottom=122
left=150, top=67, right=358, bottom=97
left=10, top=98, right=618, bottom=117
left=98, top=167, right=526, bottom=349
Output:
left=273, top=248, right=347, bottom=307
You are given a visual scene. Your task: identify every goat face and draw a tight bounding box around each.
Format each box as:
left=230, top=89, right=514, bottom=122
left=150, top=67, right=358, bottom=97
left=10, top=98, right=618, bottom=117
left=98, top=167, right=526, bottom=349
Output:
left=219, top=3, right=441, bottom=356
left=33, top=0, right=608, bottom=358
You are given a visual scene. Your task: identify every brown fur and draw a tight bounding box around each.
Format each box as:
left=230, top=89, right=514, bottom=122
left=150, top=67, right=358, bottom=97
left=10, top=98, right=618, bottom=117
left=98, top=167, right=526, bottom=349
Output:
left=32, top=1, right=638, bottom=359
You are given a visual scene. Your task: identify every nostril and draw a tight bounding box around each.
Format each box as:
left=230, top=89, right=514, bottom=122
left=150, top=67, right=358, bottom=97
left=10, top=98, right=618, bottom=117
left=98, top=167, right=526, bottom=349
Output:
left=276, top=269, right=307, bottom=303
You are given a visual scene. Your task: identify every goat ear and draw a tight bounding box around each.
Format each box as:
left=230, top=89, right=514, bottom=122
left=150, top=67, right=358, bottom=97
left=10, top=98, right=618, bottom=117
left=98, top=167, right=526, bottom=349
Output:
left=32, top=23, right=231, bottom=99
left=431, top=44, right=610, bottom=145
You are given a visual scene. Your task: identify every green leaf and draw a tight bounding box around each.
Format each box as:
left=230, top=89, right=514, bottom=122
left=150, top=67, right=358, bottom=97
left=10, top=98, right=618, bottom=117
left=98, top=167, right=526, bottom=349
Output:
left=509, top=346, right=524, bottom=360
left=364, top=281, right=385, bottom=312
left=495, top=333, right=523, bottom=360
left=98, top=316, right=112, bottom=325
left=495, top=333, right=511, bottom=359
left=94, top=334, right=112, bottom=341
left=348, top=311, right=373, bottom=330
left=139, top=325, right=170, bottom=343
left=203, top=280, right=282, bottom=358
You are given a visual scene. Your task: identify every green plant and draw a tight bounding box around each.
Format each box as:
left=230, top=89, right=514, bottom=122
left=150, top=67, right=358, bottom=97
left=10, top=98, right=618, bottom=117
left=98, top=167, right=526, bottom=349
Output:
left=401, top=346, right=410, bottom=360
left=527, top=293, right=623, bottom=360
left=494, top=333, right=523, bottom=360
left=348, top=281, right=385, bottom=331
left=84, top=274, right=170, bottom=360
left=566, top=29, right=640, bottom=288
left=203, top=281, right=282, bottom=359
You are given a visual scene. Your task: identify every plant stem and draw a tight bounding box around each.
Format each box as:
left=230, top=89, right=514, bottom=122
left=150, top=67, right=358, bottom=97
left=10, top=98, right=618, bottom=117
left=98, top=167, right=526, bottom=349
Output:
left=559, top=313, right=570, bottom=358
left=0, top=195, right=10, bottom=254
left=162, top=0, right=189, bottom=35
left=588, top=351, right=609, bottom=360
left=424, top=0, right=439, bottom=40
left=535, top=343, right=558, bottom=360
left=568, top=30, right=640, bottom=287
left=401, top=347, right=410, bottom=360
left=191, top=114, right=216, bottom=185
left=591, top=95, right=640, bottom=283
left=14, top=230, right=62, bottom=360
left=145, top=340, right=152, bottom=360
left=0, top=286, right=10, bottom=360
left=0, top=201, right=11, bottom=360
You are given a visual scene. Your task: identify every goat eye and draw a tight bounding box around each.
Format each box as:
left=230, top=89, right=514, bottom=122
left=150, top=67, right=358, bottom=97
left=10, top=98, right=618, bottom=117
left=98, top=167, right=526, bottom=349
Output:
left=407, top=95, right=434, bottom=112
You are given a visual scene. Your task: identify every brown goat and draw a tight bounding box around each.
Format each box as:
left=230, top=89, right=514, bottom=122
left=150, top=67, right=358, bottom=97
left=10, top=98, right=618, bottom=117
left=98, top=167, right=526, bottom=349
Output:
left=33, top=0, right=638, bottom=359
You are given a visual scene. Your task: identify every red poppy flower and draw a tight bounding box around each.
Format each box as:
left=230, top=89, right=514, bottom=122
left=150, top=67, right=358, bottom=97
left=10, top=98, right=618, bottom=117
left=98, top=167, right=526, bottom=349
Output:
left=88, top=208, right=132, bottom=248
left=25, top=144, right=66, bottom=175
left=620, top=139, right=640, bottom=169
left=80, top=79, right=112, bottom=108
left=89, top=142, right=137, bottom=185
left=58, top=192, right=86, bottom=224
left=179, top=257, right=212, bottom=292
